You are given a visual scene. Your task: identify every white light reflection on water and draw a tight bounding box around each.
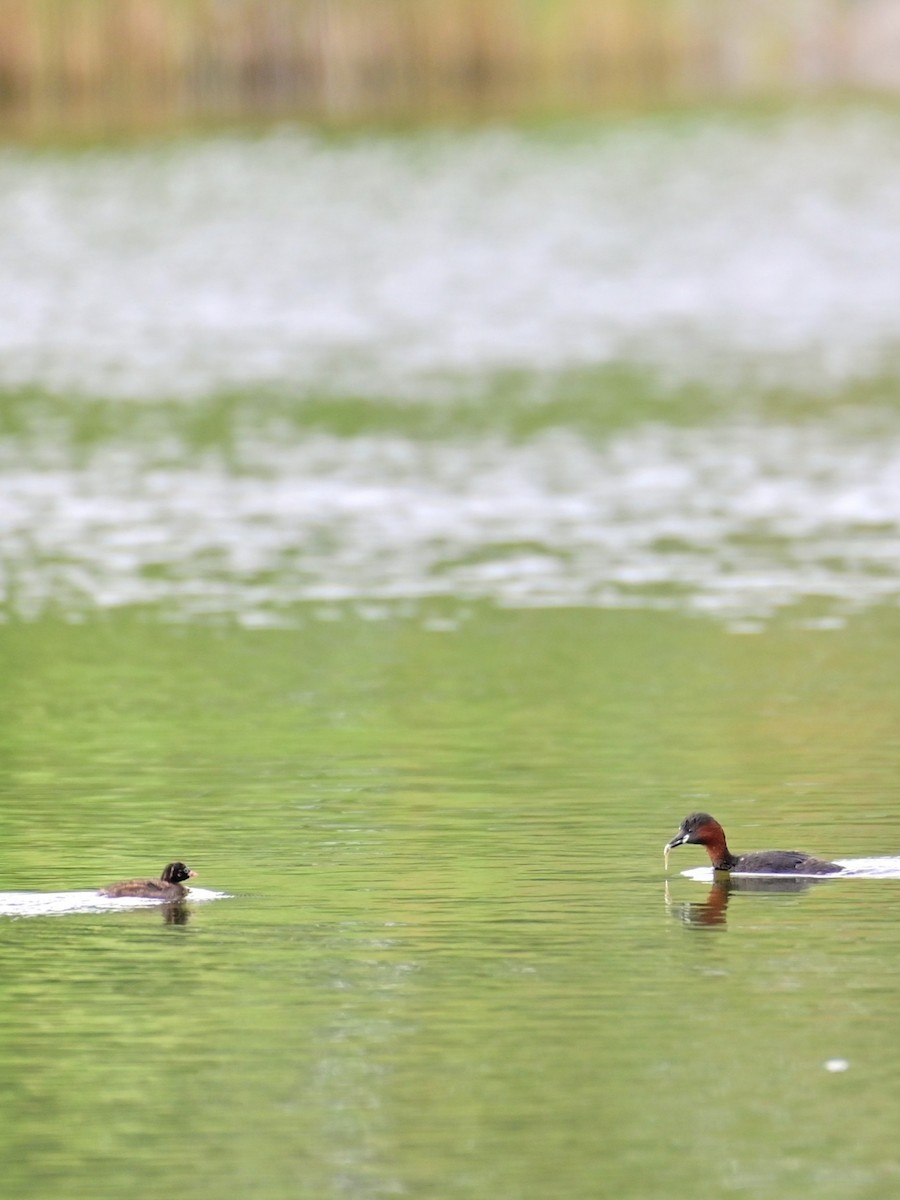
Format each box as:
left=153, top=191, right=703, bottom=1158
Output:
left=0, top=111, right=900, bottom=399
left=3, top=420, right=900, bottom=624
left=2, top=112, right=900, bottom=623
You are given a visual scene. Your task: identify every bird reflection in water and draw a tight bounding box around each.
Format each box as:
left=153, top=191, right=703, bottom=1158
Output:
left=666, top=874, right=835, bottom=928
left=162, top=901, right=191, bottom=925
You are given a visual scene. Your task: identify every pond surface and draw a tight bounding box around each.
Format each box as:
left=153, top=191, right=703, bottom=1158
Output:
left=2, top=610, right=900, bottom=1200
left=2, top=108, right=900, bottom=1199
left=3, top=110, right=900, bottom=627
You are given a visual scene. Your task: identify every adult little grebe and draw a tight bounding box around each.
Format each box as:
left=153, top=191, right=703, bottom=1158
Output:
left=100, top=862, right=197, bottom=899
left=664, top=813, right=841, bottom=875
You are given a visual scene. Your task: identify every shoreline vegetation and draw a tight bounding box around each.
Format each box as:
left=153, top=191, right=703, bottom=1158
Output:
left=1, top=0, right=899, bottom=138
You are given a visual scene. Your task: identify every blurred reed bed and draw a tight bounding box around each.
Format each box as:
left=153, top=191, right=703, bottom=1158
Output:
left=0, top=0, right=898, bottom=135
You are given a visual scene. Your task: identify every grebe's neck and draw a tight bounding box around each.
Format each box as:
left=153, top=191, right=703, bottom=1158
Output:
left=702, top=823, right=739, bottom=872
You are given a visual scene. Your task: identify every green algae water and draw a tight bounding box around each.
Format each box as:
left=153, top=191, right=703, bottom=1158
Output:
left=2, top=610, right=900, bottom=1199
left=3, top=109, right=900, bottom=1199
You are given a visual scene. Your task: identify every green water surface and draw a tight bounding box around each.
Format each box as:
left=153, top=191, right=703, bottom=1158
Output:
left=1, top=607, right=899, bottom=1199
left=4, top=105, right=900, bottom=1200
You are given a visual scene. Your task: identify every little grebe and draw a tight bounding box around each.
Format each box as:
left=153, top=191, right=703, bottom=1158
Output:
left=664, top=813, right=841, bottom=875
left=100, top=862, right=197, bottom=900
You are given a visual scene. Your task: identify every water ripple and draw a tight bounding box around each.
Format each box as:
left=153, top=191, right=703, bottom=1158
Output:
left=3, top=421, right=899, bottom=623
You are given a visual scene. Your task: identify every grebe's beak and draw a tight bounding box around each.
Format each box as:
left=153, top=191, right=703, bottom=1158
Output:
left=663, top=831, right=688, bottom=870
left=188, top=869, right=198, bottom=878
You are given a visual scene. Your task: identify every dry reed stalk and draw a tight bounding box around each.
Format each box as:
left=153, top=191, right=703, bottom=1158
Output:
left=0, top=0, right=897, bottom=137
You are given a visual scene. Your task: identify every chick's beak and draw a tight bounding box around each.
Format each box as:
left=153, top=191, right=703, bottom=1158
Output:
left=188, top=869, right=198, bottom=878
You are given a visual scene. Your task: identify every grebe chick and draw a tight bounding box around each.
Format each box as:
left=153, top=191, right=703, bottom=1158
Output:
left=100, top=862, right=197, bottom=900
left=664, top=813, right=841, bottom=875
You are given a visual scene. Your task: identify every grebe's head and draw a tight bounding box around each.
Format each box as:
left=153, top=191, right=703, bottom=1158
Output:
left=160, top=862, right=197, bottom=885
left=664, top=813, right=725, bottom=868
left=665, top=813, right=722, bottom=851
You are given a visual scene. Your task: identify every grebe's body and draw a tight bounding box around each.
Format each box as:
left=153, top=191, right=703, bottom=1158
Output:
left=100, top=862, right=197, bottom=899
left=665, top=814, right=840, bottom=875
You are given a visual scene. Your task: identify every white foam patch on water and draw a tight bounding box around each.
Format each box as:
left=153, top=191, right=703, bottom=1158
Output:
left=1, top=112, right=900, bottom=399
left=831, top=859, right=900, bottom=878
left=0, top=887, right=226, bottom=917
left=680, top=859, right=900, bottom=881
left=3, top=419, right=900, bottom=621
